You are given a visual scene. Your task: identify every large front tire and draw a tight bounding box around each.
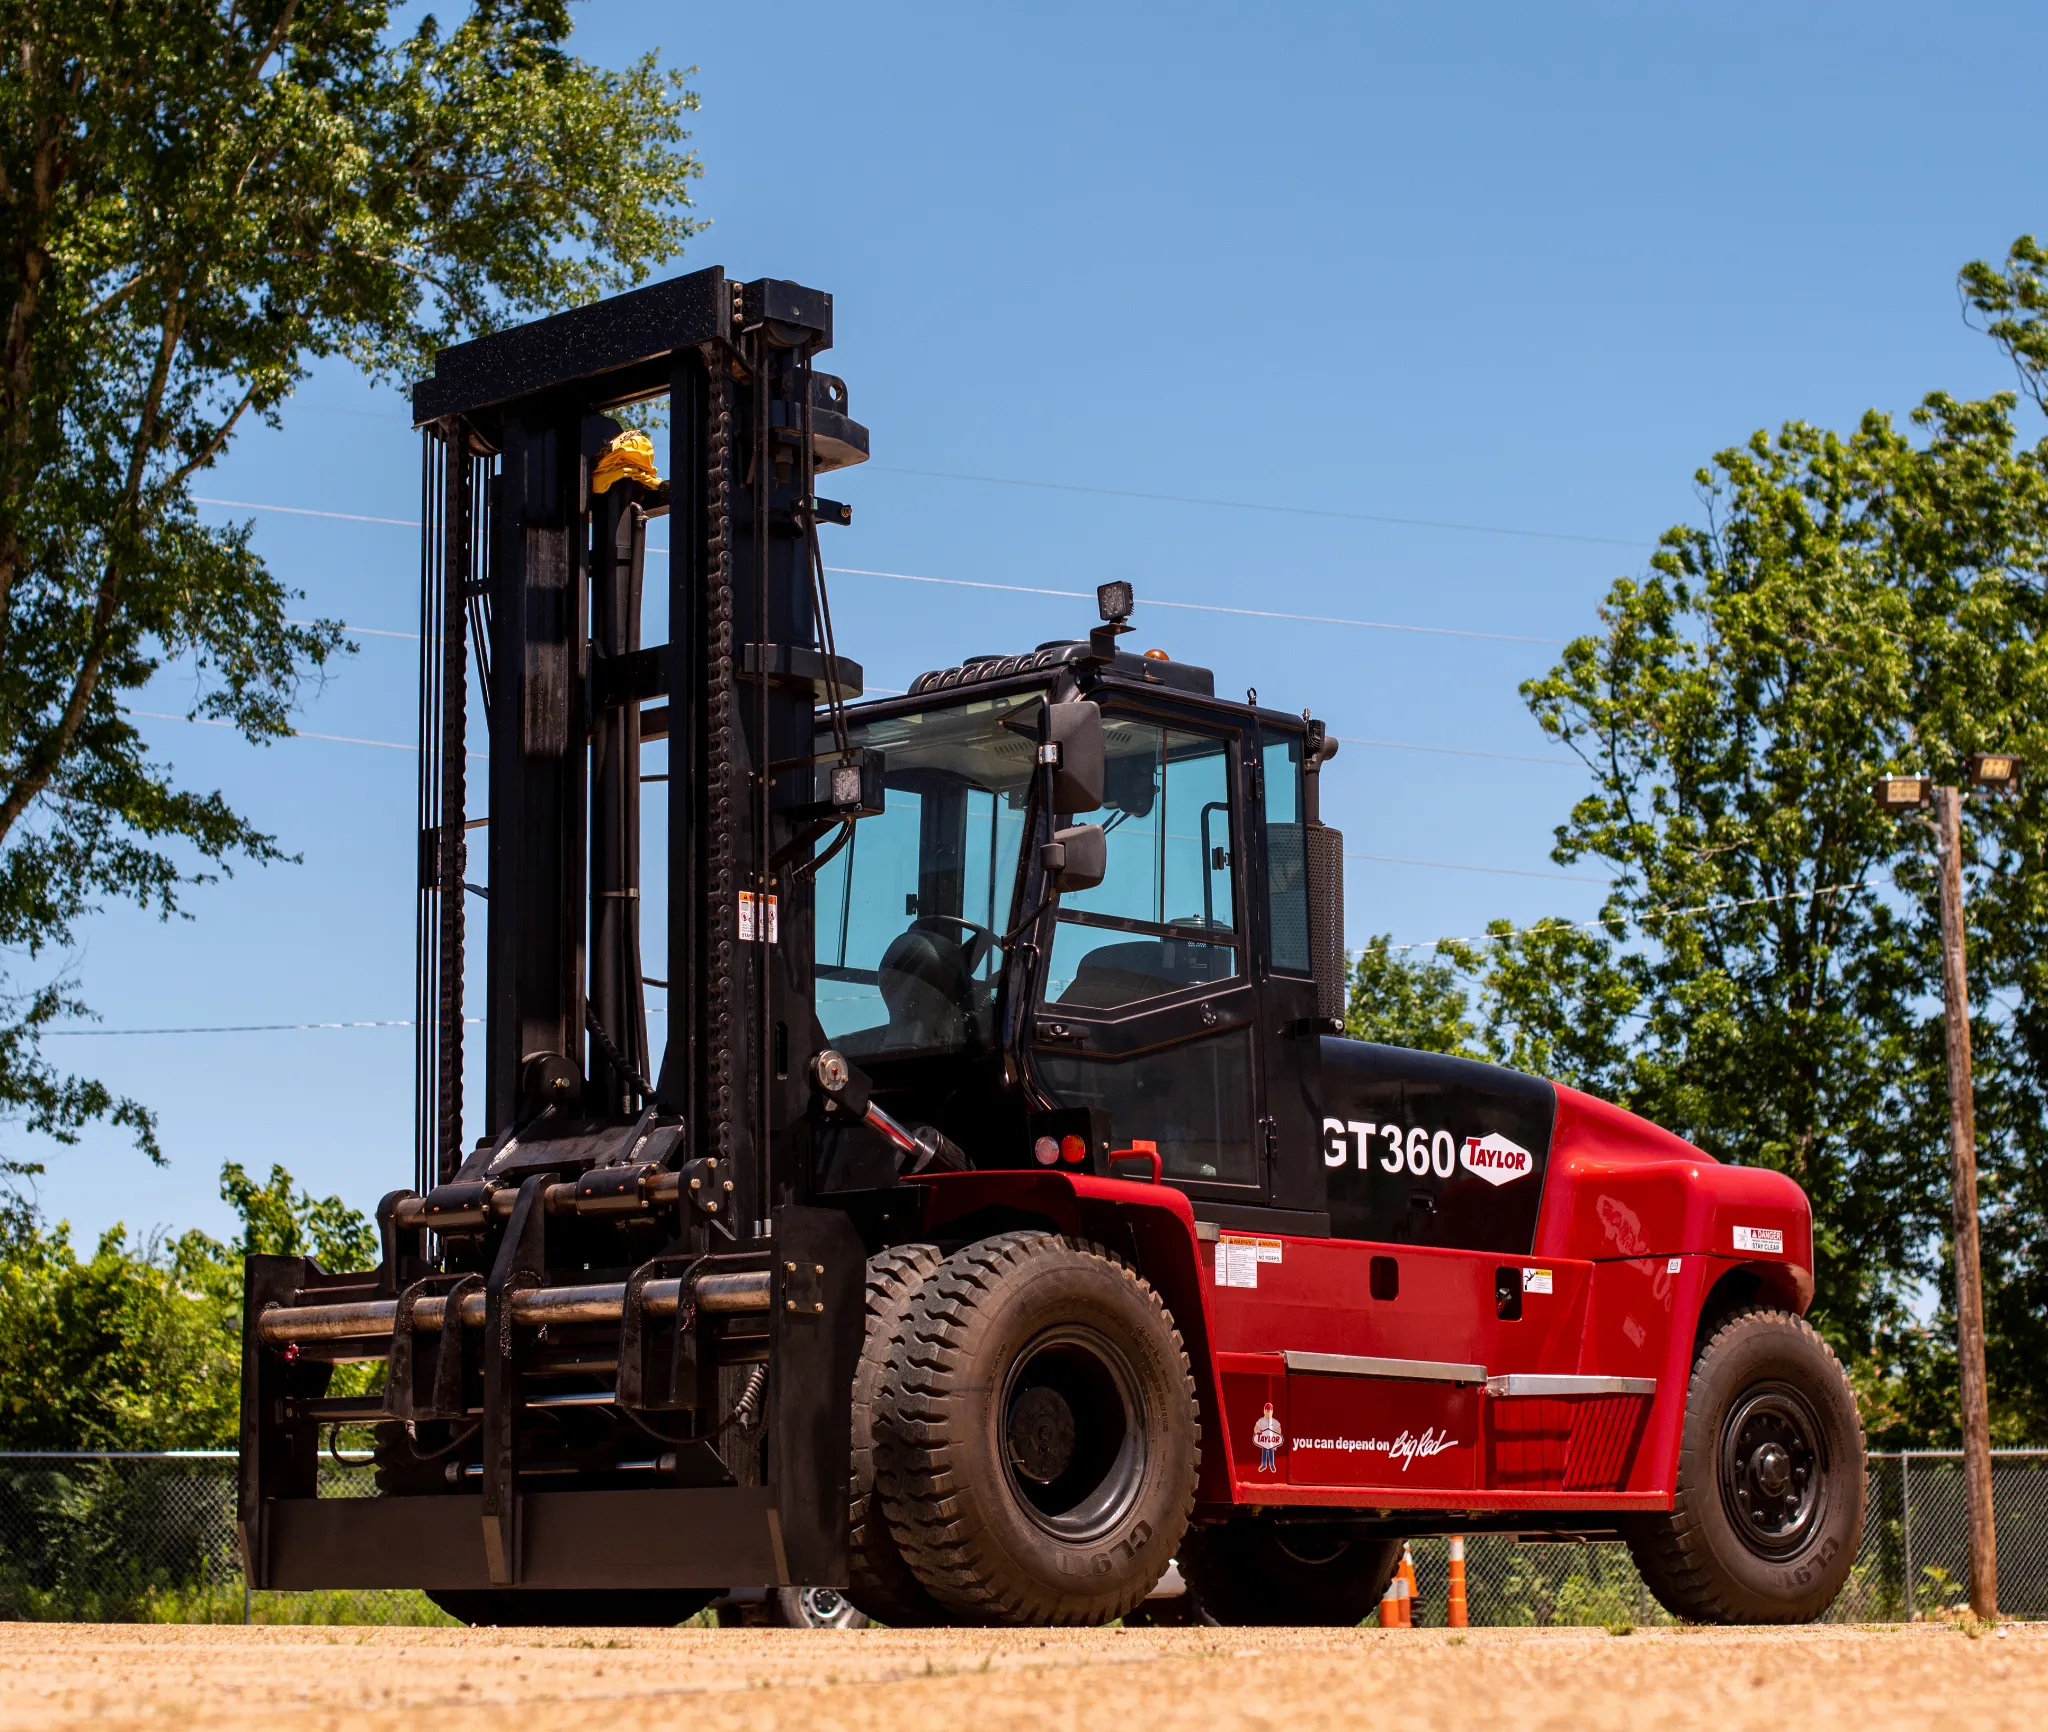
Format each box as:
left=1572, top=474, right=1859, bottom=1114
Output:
left=1626, top=1308, right=1865, bottom=1623
left=847, top=1244, right=952, bottom=1626
left=1178, top=1519, right=1400, bottom=1626
left=878, top=1232, right=1199, bottom=1626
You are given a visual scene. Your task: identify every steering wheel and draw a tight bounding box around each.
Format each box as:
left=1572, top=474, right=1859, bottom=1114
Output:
left=913, top=913, right=1000, bottom=974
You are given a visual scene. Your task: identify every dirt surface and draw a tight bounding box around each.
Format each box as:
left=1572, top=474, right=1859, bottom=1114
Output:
left=0, top=1622, right=2038, bottom=1731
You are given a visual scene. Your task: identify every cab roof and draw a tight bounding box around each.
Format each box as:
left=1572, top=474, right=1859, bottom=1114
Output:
left=909, top=639, right=1215, bottom=700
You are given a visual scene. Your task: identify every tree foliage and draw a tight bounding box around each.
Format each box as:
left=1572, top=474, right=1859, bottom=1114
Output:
left=1350, top=237, right=2048, bottom=1445
left=0, top=1162, right=372, bottom=1450
left=1344, top=935, right=1480, bottom=1055
left=0, top=2, right=702, bottom=1157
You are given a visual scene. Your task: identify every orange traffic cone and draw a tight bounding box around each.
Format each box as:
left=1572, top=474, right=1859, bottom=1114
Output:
left=1378, top=1564, right=1407, bottom=1627
left=1396, top=1542, right=1418, bottom=1627
left=1446, top=1535, right=1469, bottom=1628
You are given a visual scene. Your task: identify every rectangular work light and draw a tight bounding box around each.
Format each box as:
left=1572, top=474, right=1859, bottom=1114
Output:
left=1871, top=775, right=1931, bottom=811
left=1966, top=753, right=2024, bottom=793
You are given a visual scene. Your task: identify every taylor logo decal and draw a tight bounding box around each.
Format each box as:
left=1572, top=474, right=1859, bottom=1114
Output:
left=1460, top=1131, right=1534, bottom=1186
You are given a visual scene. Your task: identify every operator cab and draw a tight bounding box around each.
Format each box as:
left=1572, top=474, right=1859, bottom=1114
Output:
left=810, top=588, right=1338, bottom=1224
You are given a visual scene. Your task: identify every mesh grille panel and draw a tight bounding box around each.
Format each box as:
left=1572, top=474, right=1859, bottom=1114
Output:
left=1306, top=822, right=1346, bottom=1023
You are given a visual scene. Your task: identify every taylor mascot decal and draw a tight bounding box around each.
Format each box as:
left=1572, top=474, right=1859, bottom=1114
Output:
left=1253, top=1402, right=1283, bottom=1473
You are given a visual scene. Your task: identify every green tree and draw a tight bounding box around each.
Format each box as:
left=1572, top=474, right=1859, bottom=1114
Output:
left=1461, top=243, right=2048, bottom=1442
left=220, top=1160, right=377, bottom=1270
left=1344, top=934, right=1480, bottom=1055
left=0, top=1208, right=239, bottom=1450
left=0, top=1160, right=371, bottom=1449
left=0, top=3, right=701, bottom=1159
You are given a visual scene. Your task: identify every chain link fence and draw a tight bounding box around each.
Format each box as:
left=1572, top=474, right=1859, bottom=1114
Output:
left=0, top=1452, right=443, bottom=1625
left=1, top=1449, right=2042, bottom=1625
left=1397, top=1451, right=2048, bottom=1626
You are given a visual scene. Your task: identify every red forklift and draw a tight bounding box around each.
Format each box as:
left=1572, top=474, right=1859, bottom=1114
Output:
left=240, top=268, right=1866, bottom=1627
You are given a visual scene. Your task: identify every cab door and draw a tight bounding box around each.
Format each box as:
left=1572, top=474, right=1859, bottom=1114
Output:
left=1027, top=711, right=1265, bottom=1198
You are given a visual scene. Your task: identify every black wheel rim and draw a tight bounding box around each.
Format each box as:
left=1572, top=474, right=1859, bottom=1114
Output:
left=1718, top=1381, right=1828, bottom=1556
left=999, top=1325, right=1148, bottom=1542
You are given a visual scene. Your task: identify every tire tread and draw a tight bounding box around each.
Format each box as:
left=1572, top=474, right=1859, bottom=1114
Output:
left=1626, top=1306, right=1866, bottom=1624
left=878, top=1230, right=1199, bottom=1626
left=847, top=1242, right=949, bottom=1626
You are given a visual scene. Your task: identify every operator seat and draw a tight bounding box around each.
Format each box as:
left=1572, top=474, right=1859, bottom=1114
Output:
left=1055, top=926, right=1235, bottom=1009
left=877, top=918, right=977, bottom=1050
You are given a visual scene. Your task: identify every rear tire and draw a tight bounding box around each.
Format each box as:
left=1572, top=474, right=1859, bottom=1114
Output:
left=715, top=1587, right=870, bottom=1628
left=1178, top=1519, right=1400, bottom=1626
left=847, top=1244, right=953, bottom=1626
left=1626, top=1308, right=1865, bottom=1624
left=878, top=1231, right=1199, bottom=1626
left=427, top=1589, right=714, bottom=1627
left=772, top=1586, right=870, bottom=1628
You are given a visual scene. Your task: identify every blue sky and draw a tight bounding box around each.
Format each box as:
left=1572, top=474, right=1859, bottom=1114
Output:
left=28, top=0, right=2048, bottom=1244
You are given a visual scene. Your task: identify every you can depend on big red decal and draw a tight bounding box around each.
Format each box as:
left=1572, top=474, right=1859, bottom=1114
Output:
left=1460, top=1131, right=1534, bottom=1186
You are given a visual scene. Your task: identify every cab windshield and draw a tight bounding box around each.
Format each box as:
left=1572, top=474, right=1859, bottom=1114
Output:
left=813, top=691, right=1040, bottom=1058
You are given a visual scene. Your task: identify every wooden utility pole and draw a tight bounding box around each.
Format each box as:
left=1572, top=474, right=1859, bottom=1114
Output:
left=1933, top=784, right=1999, bottom=1620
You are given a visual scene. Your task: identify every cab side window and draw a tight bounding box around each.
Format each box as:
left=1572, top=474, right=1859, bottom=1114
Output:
left=1042, top=721, right=1238, bottom=1009
left=1033, top=719, right=1257, bottom=1187
left=1262, top=735, right=1310, bottom=976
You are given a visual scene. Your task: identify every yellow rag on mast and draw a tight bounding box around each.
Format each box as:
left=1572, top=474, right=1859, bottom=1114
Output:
left=590, top=428, right=661, bottom=494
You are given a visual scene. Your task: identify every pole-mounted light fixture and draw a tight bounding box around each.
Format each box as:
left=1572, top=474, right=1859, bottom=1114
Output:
left=1871, top=774, right=1931, bottom=811
left=1868, top=746, right=2023, bottom=1620
left=1965, top=752, right=2023, bottom=793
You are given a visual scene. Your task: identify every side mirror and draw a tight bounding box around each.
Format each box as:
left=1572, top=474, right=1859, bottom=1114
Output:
left=1045, top=701, right=1104, bottom=813
left=1041, top=823, right=1106, bottom=894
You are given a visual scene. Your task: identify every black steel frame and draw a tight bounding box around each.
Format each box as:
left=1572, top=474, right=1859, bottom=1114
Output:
left=240, top=269, right=873, bottom=1597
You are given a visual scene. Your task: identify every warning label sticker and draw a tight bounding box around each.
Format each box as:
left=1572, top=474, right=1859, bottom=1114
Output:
left=738, top=891, right=779, bottom=944
left=1732, top=1224, right=1784, bottom=1255
left=1215, top=1235, right=1282, bottom=1289
left=1522, top=1267, right=1554, bottom=1295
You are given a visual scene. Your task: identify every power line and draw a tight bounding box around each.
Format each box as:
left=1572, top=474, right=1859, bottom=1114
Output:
left=193, top=495, right=417, bottom=528
left=1346, top=851, right=1607, bottom=884
left=1378, top=877, right=1879, bottom=955
left=47, top=1011, right=666, bottom=1038
left=246, top=627, right=1575, bottom=764
left=1336, top=735, right=1576, bottom=767
left=261, top=625, right=1568, bottom=763
left=44, top=1018, right=443, bottom=1037
left=191, top=497, right=1568, bottom=646
left=288, top=618, right=415, bottom=642
left=822, top=564, right=1567, bottom=646
left=123, top=708, right=485, bottom=759
left=103, top=875, right=1881, bottom=1044
left=200, top=424, right=1649, bottom=548
left=865, top=465, right=1648, bottom=549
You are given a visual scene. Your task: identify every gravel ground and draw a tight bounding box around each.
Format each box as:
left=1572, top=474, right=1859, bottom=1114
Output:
left=0, top=1622, right=2038, bottom=1731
